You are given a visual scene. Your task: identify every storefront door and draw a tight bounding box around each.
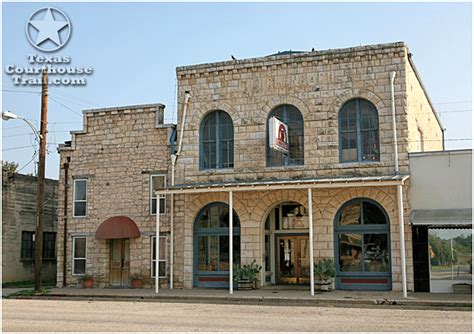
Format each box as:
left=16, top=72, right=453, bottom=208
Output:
left=276, top=235, right=310, bottom=284
left=109, top=239, right=130, bottom=287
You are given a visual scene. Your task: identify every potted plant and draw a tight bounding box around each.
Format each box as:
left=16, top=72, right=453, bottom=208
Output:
left=82, top=274, right=94, bottom=289
left=314, top=259, right=335, bottom=292
left=130, top=274, right=143, bottom=289
left=233, top=259, right=262, bottom=291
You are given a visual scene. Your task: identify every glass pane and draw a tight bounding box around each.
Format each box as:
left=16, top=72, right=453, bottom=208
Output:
left=339, top=203, right=361, bottom=225
left=151, top=237, right=166, bottom=261
left=219, top=206, right=229, bottom=227
left=74, top=238, right=86, bottom=258
left=209, top=206, right=219, bottom=228
left=429, top=229, right=472, bottom=281
left=364, top=234, right=389, bottom=272
left=74, top=180, right=86, bottom=201
left=338, top=233, right=362, bottom=272
left=361, top=130, right=379, bottom=161
left=158, top=261, right=166, bottom=277
left=341, top=131, right=357, bottom=162
left=197, top=236, right=208, bottom=271
left=151, top=176, right=165, bottom=198
left=219, top=236, right=229, bottom=271
left=111, top=239, right=121, bottom=261
left=74, top=202, right=86, bottom=216
left=279, top=238, right=296, bottom=277
left=74, top=259, right=86, bottom=275
left=209, top=236, right=218, bottom=271
left=264, top=235, right=270, bottom=271
left=363, top=202, right=386, bottom=225
left=360, top=100, right=378, bottom=130
left=340, top=101, right=357, bottom=132
left=198, top=211, right=209, bottom=229
left=233, top=235, right=240, bottom=266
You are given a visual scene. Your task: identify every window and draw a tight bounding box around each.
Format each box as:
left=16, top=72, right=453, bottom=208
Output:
left=194, top=202, right=241, bottom=287
left=150, top=175, right=166, bottom=215
left=334, top=198, right=391, bottom=290
left=151, top=236, right=167, bottom=278
left=21, top=231, right=35, bottom=259
left=73, top=179, right=87, bottom=217
left=20, top=232, right=57, bottom=260
left=72, top=237, right=86, bottom=275
left=200, top=110, right=234, bottom=170
left=339, top=99, right=380, bottom=162
left=266, top=104, right=304, bottom=167
left=43, top=232, right=56, bottom=259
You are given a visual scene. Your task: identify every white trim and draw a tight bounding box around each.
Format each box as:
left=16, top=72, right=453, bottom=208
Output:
left=150, top=236, right=167, bottom=279
left=154, top=176, right=409, bottom=196
left=72, top=236, right=87, bottom=276
left=72, top=179, right=87, bottom=218
left=150, top=174, right=167, bottom=215
left=308, top=188, right=314, bottom=296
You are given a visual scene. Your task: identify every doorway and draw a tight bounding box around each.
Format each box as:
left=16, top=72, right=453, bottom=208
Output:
left=276, top=235, right=310, bottom=284
left=109, top=238, right=130, bottom=287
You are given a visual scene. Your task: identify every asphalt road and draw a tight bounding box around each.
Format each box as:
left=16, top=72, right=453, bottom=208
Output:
left=2, top=299, right=472, bottom=332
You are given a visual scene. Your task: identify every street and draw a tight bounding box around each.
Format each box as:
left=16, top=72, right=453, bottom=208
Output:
left=2, top=299, right=471, bottom=332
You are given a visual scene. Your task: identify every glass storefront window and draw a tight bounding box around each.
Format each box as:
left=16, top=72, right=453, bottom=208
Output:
left=339, top=203, right=361, bottom=225
left=364, top=234, right=389, bottom=272
left=338, top=233, right=362, bottom=272
left=429, top=228, right=472, bottom=282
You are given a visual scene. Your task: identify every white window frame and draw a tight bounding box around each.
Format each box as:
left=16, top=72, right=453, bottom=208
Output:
left=150, top=235, right=167, bottom=278
left=72, top=236, right=87, bottom=276
left=73, top=179, right=87, bottom=218
left=150, top=174, right=166, bottom=215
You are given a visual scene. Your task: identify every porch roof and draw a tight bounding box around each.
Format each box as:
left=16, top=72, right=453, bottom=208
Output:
left=155, top=174, right=409, bottom=195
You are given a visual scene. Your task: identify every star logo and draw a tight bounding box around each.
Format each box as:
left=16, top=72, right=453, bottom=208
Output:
left=26, top=7, right=71, bottom=52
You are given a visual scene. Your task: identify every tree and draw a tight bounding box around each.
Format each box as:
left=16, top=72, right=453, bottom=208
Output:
left=2, top=160, right=18, bottom=174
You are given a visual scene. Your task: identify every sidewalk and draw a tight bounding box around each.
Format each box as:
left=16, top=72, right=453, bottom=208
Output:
left=33, top=287, right=472, bottom=310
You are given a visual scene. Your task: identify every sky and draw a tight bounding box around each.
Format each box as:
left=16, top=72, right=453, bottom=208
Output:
left=2, top=2, right=472, bottom=180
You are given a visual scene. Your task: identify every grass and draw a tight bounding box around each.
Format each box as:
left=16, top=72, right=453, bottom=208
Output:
left=2, top=280, right=55, bottom=288
left=4, top=287, right=50, bottom=299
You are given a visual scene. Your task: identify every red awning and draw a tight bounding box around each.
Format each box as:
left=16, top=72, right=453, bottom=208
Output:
left=95, top=216, right=140, bottom=240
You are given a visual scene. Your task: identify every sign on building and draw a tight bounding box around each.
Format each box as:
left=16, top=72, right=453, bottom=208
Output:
left=269, top=116, right=289, bottom=154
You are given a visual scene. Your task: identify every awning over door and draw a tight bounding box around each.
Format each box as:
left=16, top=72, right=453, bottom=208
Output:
left=410, top=209, right=472, bottom=227
left=95, top=216, right=141, bottom=239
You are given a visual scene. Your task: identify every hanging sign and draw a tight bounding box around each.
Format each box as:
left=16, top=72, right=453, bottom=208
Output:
left=269, top=116, right=289, bottom=154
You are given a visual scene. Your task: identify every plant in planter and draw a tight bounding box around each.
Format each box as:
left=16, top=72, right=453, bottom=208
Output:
left=314, top=259, right=335, bottom=292
left=130, top=274, right=143, bottom=289
left=233, top=260, right=262, bottom=291
left=82, top=274, right=94, bottom=289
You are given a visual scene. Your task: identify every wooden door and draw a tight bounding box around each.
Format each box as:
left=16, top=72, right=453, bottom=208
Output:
left=109, top=239, right=130, bottom=287
left=277, top=235, right=310, bottom=284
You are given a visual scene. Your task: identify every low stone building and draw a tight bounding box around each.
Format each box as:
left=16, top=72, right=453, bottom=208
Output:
left=2, top=171, right=58, bottom=283
left=57, top=42, right=443, bottom=293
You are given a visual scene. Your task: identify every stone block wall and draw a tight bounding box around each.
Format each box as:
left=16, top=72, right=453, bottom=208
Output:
left=174, top=42, right=421, bottom=186
left=2, top=171, right=58, bottom=283
left=56, top=104, right=173, bottom=287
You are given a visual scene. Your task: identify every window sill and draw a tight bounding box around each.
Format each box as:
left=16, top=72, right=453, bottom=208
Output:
left=335, top=161, right=382, bottom=168
left=199, top=168, right=234, bottom=174
left=264, top=165, right=305, bottom=171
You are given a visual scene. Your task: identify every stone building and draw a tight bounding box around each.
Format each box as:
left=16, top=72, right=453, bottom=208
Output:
left=2, top=171, right=58, bottom=283
left=56, top=42, right=443, bottom=293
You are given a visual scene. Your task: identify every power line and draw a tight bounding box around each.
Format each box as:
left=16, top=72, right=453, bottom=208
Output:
left=49, top=96, right=82, bottom=117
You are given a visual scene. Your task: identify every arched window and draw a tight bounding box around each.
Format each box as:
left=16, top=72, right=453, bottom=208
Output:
left=200, top=111, right=234, bottom=170
left=334, top=198, right=391, bottom=290
left=266, top=104, right=304, bottom=167
left=194, top=202, right=240, bottom=287
left=338, top=99, right=380, bottom=163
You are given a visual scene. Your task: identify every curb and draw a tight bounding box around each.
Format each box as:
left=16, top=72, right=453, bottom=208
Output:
left=12, top=293, right=472, bottom=311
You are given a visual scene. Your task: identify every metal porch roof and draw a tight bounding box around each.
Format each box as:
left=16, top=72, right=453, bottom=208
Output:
left=410, top=209, right=472, bottom=227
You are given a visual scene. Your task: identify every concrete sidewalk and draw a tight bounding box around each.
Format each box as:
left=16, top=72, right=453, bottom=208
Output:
left=35, top=287, right=472, bottom=310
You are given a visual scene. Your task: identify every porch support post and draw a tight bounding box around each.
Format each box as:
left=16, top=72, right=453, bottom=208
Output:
left=308, top=188, right=315, bottom=296
left=155, top=195, right=160, bottom=294
left=229, top=191, right=233, bottom=294
left=397, top=184, right=407, bottom=298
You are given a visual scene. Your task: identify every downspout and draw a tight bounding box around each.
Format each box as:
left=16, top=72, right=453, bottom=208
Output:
left=390, top=71, right=407, bottom=298
left=62, top=157, right=70, bottom=288
left=169, top=91, right=191, bottom=289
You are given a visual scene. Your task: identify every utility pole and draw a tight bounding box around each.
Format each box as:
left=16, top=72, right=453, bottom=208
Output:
left=34, top=69, right=48, bottom=292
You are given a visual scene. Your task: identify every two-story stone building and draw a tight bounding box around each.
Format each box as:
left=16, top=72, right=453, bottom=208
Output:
left=56, top=42, right=443, bottom=294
